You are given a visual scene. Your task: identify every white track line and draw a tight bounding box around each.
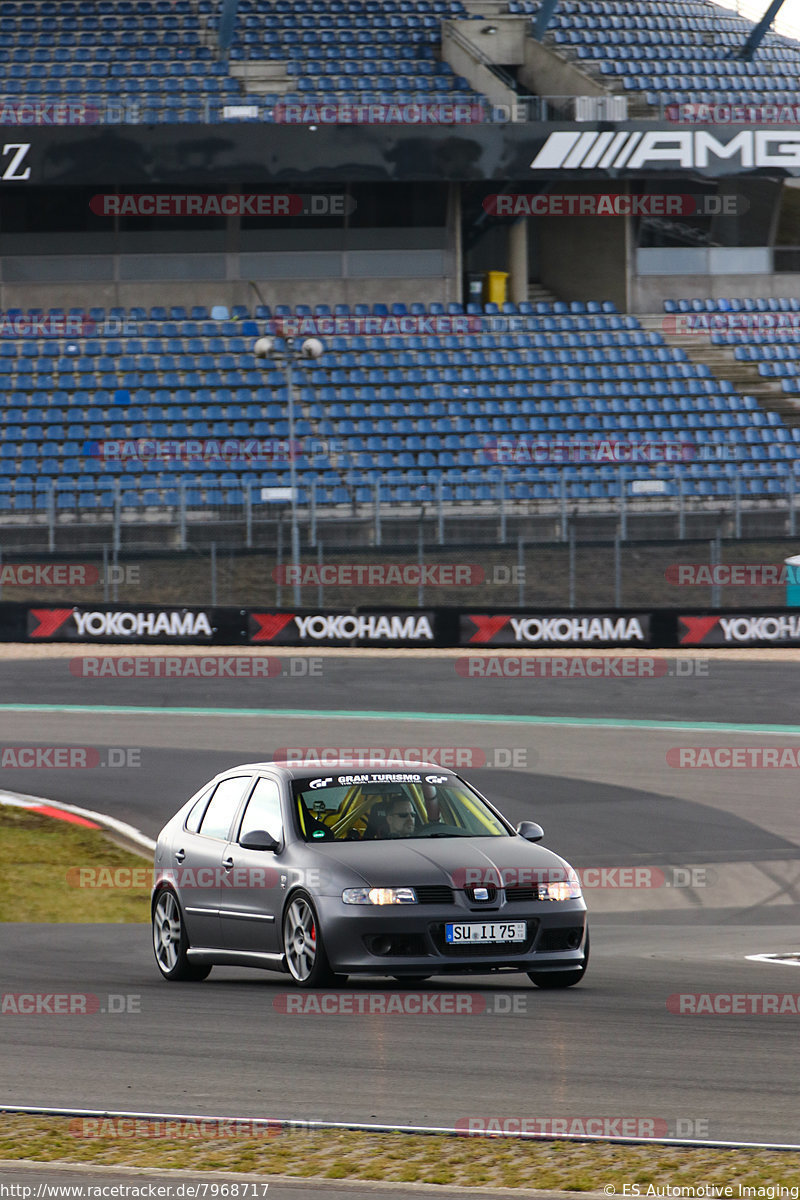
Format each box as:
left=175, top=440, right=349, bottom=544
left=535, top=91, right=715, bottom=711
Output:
left=0, top=789, right=155, bottom=854
left=0, top=1105, right=797, bottom=1151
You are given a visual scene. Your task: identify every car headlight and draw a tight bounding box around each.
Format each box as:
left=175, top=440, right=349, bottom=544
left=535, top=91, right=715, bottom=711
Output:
left=539, top=867, right=582, bottom=901
left=342, top=887, right=418, bottom=905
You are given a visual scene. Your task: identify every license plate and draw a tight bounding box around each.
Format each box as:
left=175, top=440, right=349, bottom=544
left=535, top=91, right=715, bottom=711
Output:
left=445, top=922, right=526, bottom=944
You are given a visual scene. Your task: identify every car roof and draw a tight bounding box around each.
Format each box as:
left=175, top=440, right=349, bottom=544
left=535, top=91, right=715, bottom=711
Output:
left=213, top=760, right=450, bottom=781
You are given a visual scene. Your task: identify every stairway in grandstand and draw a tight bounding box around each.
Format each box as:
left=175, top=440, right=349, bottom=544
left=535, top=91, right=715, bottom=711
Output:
left=527, top=283, right=561, bottom=307
left=522, top=0, right=800, bottom=117
left=640, top=313, right=800, bottom=429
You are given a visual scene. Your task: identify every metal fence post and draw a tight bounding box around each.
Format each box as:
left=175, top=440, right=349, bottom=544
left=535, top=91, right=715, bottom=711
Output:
left=317, top=539, right=323, bottom=607
left=417, top=522, right=424, bottom=608
left=276, top=518, right=283, bottom=607
left=678, top=474, right=685, bottom=541
left=47, top=484, right=55, bottom=552
left=310, top=479, right=317, bottom=547
left=614, top=528, right=622, bottom=608
left=245, top=483, right=253, bottom=549
left=568, top=523, right=576, bottom=609
left=374, top=479, right=382, bottom=547
left=734, top=475, right=741, bottom=539
left=113, top=480, right=121, bottom=554
left=619, top=467, right=627, bottom=541
left=517, top=536, right=524, bottom=606
left=499, top=474, right=506, bottom=544
left=437, top=477, right=444, bottom=545
left=210, top=541, right=217, bottom=606
left=711, top=529, right=721, bottom=609
left=790, top=474, right=796, bottom=538
left=178, top=481, right=186, bottom=552
left=102, top=545, right=109, bottom=603
left=112, top=540, right=119, bottom=603
left=560, top=475, right=567, bottom=542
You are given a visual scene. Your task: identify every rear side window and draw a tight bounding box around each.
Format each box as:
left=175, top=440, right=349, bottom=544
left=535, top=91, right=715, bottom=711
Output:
left=184, top=786, right=214, bottom=834
left=198, top=776, right=251, bottom=841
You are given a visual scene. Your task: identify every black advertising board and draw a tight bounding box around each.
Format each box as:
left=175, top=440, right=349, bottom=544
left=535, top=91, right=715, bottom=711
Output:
left=5, top=124, right=800, bottom=187
left=459, top=611, right=654, bottom=648
left=24, top=604, right=237, bottom=644
left=0, top=604, right=792, bottom=646
left=247, top=609, right=441, bottom=646
left=676, top=611, right=800, bottom=646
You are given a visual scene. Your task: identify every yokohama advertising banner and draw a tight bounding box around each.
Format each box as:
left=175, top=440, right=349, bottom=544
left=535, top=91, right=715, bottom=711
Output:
left=677, top=612, right=800, bottom=646
left=459, top=612, right=653, bottom=647
left=247, top=610, right=441, bottom=646
left=25, top=605, right=229, bottom=643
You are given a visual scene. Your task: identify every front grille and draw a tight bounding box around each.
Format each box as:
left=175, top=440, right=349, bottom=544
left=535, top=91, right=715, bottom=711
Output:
left=429, top=920, right=538, bottom=956
left=415, top=885, right=455, bottom=904
left=466, top=885, right=498, bottom=903
left=505, top=886, right=538, bottom=902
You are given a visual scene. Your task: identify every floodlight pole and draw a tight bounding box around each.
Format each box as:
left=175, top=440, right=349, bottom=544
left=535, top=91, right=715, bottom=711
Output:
left=734, top=0, right=787, bottom=59
left=533, top=0, right=562, bottom=40
left=256, top=334, right=323, bottom=607
left=285, top=353, right=301, bottom=607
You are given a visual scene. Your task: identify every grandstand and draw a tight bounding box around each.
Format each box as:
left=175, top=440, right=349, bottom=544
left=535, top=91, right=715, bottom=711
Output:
left=527, top=0, right=800, bottom=114
left=0, top=0, right=798, bottom=527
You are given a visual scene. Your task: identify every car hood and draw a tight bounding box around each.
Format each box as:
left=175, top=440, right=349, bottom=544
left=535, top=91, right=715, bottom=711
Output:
left=308, top=836, right=572, bottom=889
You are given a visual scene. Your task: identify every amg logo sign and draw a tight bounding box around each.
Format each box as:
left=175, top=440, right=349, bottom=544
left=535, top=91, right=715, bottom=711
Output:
left=529, top=130, right=800, bottom=172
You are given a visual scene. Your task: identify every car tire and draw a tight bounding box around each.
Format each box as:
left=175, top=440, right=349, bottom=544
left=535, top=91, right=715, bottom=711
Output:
left=152, top=888, right=212, bottom=982
left=527, top=930, right=589, bottom=990
left=283, top=892, right=344, bottom=988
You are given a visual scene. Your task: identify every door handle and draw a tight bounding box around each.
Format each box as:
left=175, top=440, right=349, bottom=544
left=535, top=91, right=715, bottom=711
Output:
left=222, top=856, right=234, bottom=870
left=174, top=849, right=185, bottom=863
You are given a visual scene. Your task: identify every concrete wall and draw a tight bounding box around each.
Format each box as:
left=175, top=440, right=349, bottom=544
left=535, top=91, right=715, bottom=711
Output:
left=441, top=21, right=520, bottom=109
left=631, top=269, right=800, bottom=312
left=538, top=214, right=628, bottom=311
left=0, top=276, right=458, bottom=312
left=520, top=37, right=608, bottom=99
left=443, top=17, right=528, bottom=66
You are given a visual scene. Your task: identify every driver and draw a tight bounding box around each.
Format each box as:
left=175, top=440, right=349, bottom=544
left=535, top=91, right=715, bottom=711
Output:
left=385, top=792, right=416, bottom=838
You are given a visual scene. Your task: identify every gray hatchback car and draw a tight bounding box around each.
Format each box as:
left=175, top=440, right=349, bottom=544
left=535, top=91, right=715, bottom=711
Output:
left=151, top=761, right=589, bottom=989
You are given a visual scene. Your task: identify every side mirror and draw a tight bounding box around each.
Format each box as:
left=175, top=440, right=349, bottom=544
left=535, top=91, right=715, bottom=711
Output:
left=239, top=829, right=279, bottom=852
left=516, top=820, right=544, bottom=843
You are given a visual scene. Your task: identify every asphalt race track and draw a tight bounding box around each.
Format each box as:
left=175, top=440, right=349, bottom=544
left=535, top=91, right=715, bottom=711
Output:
left=2, top=652, right=800, bottom=1148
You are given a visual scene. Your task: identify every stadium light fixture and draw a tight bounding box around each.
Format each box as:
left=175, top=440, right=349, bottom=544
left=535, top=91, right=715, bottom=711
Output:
left=254, top=335, right=325, bottom=605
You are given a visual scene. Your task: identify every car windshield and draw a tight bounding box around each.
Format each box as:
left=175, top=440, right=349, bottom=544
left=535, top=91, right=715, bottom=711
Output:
left=292, top=770, right=511, bottom=842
